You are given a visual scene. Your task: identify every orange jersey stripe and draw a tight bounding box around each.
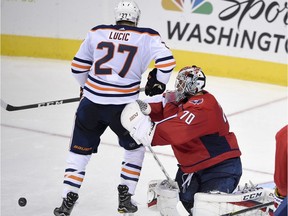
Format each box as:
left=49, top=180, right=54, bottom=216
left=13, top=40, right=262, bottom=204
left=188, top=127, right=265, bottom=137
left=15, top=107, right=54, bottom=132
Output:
left=65, top=175, right=84, bottom=182
left=86, top=81, right=140, bottom=93
left=71, top=62, right=91, bottom=70
left=155, top=61, right=176, bottom=69
left=122, top=168, right=140, bottom=176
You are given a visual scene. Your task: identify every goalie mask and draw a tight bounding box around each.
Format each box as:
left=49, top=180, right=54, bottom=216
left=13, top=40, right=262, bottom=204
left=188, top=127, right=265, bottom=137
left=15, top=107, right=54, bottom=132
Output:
left=114, top=0, right=141, bottom=25
left=175, top=65, right=206, bottom=102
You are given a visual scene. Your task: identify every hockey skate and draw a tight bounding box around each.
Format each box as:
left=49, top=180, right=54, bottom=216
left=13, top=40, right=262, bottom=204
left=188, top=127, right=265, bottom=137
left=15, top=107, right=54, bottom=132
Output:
left=54, top=192, right=79, bottom=216
left=118, top=185, right=138, bottom=214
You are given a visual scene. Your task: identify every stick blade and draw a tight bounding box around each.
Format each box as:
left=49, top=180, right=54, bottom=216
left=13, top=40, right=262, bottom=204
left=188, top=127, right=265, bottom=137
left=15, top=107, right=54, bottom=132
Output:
left=1, top=99, right=8, bottom=110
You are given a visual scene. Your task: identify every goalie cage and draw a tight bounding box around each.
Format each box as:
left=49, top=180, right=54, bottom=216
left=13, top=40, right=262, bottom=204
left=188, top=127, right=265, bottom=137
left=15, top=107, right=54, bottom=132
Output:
left=193, top=186, right=275, bottom=216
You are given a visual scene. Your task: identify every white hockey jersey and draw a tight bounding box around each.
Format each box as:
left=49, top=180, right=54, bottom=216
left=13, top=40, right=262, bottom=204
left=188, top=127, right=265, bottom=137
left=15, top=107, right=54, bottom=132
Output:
left=71, top=24, right=176, bottom=105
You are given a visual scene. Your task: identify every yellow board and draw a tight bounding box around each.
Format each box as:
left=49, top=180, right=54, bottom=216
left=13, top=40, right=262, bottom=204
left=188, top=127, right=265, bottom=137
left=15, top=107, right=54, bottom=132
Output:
left=1, top=34, right=287, bottom=86
left=172, top=50, right=288, bottom=86
left=1, top=34, right=81, bottom=60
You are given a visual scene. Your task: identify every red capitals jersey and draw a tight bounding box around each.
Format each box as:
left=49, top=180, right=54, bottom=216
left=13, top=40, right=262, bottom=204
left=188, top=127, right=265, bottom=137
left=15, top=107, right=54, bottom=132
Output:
left=149, top=90, right=241, bottom=173
left=274, top=125, right=287, bottom=196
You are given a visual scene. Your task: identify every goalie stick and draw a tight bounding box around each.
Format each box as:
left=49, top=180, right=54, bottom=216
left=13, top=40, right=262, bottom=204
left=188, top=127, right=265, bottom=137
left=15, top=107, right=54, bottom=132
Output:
left=147, top=145, right=172, bottom=181
left=1, top=87, right=145, bottom=111
left=220, top=201, right=274, bottom=216
left=146, top=146, right=180, bottom=216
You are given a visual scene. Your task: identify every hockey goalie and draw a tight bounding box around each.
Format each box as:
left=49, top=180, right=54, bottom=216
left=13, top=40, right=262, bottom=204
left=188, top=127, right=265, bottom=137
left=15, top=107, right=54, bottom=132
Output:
left=121, top=65, right=242, bottom=215
left=121, top=65, right=276, bottom=215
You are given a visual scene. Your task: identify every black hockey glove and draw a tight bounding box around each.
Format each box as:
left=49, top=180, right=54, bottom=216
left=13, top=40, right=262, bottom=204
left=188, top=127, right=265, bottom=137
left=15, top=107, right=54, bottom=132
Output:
left=145, top=68, right=166, bottom=96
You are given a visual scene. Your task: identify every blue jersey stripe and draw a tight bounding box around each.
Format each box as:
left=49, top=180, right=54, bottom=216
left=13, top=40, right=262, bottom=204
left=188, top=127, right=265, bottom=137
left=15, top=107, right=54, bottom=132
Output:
left=73, top=57, right=93, bottom=65
left=155, top=55, right=174, bottom=64
left=88, top=75, right=141, bottom=88
left=159, top=68, right=174, bottom=73
left=84, top=86, right=139, bottom=97
left=122, top=162, right=142, bottom=170
left=91, top=24, right=160, bottom=36
left=120, top=174, right=139, bottom=182
left=71, top=68, right=89, bottom=74
left=63, top=180, right=81, bottom=188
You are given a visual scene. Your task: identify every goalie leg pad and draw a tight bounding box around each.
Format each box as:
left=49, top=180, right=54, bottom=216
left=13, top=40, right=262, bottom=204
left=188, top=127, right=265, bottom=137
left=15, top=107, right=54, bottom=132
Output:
left=193, top=186, right=274, bottom=216
left=147, top=180, right=162, bottom=209
left=147, top=180, right=180, bottom=216
left=157, top=184, right=180, bottom=216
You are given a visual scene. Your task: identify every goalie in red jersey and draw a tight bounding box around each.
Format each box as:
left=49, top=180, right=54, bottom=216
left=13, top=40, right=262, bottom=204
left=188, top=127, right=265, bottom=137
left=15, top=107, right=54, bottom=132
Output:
left=121, top=65, right=243, bottom=215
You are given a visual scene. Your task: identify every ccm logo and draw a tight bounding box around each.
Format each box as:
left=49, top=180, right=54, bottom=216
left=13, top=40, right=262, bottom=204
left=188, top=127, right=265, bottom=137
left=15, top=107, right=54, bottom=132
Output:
left=38, top=101, right=63, bottom=107
left=130, top=112, right=138, bottom=121
left=243, top=192, right=262, bottom=200
left=149, top=183, right=158, bottom=189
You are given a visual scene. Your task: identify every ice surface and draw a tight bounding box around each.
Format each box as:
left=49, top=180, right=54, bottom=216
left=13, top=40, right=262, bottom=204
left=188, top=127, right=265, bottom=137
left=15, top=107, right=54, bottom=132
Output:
left=1, top=56, right=287, bottom=215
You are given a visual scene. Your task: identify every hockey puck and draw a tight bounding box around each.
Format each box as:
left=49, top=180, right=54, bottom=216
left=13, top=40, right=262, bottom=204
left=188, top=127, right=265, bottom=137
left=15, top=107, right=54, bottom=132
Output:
left=18, top=197, right=27, bottom=207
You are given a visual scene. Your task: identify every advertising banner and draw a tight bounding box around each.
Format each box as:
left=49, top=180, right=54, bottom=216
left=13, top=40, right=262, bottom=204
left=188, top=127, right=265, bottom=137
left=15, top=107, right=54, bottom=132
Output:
left=1, top=0, right=287, bottom=85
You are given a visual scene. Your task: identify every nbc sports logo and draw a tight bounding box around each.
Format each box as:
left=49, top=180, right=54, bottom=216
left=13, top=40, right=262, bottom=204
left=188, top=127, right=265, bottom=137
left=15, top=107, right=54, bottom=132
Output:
left=162, top=0, right=213, bottom=14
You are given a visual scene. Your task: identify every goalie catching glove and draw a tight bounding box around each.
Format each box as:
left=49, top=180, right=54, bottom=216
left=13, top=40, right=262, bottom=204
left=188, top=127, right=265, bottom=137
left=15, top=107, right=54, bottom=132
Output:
left=121, top=101, right=155, bottom=146
left=145, top=68, right=166, bottom=96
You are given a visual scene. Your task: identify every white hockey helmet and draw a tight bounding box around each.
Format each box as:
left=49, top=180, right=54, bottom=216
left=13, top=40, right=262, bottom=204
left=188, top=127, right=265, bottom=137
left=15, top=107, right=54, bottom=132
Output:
left=114, top=0, right=141, bottom=25
left=175, top=65, right=206, bottom=101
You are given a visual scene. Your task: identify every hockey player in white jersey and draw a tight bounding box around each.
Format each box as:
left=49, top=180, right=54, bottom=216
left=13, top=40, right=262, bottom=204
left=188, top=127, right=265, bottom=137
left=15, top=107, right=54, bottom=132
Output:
left=53, top=1, right=176, bottom=215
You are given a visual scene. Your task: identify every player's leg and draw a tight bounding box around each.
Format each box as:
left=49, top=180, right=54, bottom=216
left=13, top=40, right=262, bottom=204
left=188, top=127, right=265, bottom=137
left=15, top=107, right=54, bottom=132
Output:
left=199, top=157, right=242, bottom=194
left=175, top=169, right=200, bottom=215
left=274, top=196, right=287, bottom=216
left=118, top=146, right=145, bottom=213
left=175, top=158, right=242, bottom=215
left=54, top=152, right=91, bottom=216
left=190, top=157, right=242, bottom=215
left=110, top=105, right=145, bottom=213
left=54, top=98, right=108, bottom=216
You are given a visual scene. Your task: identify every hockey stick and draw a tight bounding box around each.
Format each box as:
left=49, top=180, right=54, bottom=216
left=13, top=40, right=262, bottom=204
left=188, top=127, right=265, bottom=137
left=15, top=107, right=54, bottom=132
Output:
left=1, top=97, right=80, bottom=111
left=147, top=145, right=171, bottom=181
left=220, top=201, right=274, bottom=216
left=1, top=87, right=145, bottom=111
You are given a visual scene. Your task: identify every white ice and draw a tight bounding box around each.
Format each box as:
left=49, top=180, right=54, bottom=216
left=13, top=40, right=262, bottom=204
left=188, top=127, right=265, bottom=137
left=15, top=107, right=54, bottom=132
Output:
left=1, top=56, right=287, bottom=216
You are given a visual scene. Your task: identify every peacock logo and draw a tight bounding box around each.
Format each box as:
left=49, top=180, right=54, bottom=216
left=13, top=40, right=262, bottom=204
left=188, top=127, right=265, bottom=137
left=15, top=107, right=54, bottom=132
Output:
left=162, top=0, right=213, bottom=14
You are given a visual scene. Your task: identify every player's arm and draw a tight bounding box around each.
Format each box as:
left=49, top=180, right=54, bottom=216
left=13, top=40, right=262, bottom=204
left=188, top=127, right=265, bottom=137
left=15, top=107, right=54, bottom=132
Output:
left=151, top=107, right=210, bottom=146
left=120, top=100, right=205, bottom=147
left=71, top=33, right=94, bottom=87
left=120, top=100, right=198, bottom=147
left=145, top=35, right=176, bottom=96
